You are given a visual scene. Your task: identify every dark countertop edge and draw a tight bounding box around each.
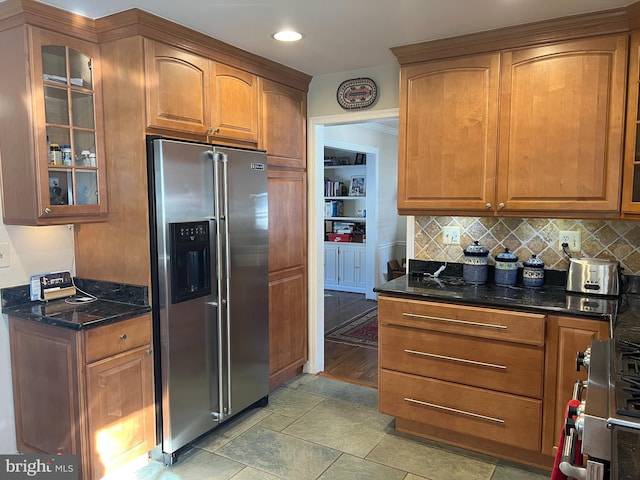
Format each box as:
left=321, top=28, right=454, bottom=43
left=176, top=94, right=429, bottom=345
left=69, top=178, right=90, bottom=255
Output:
left=3, top=301, right=152, bottom=331
left=373, top=277, right=622, bottom=324
left=374, top=286, right=614, bottom=322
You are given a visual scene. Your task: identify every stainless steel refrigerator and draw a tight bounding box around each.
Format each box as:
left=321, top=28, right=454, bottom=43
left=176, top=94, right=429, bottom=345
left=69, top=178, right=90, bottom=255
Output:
left=147, top=136, right=269, bottom=465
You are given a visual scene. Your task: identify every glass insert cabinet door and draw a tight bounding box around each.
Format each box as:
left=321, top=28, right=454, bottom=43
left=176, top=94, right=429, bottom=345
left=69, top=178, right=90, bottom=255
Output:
left=33, top=28, right=107, bottom=221
left=43, top=44, right=98, bottom=206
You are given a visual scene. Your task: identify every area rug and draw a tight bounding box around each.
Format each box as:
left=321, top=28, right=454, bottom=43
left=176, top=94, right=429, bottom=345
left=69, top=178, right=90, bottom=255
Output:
left=325, top=308, right=378, bottom=349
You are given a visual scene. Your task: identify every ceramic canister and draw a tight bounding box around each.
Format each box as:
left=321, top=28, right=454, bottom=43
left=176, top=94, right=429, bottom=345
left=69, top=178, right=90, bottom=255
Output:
left=463, top=240, right=489, bottom=284
left=522, top=254, right=545, bottom=288
left=494, top=247, right=518, bottom=286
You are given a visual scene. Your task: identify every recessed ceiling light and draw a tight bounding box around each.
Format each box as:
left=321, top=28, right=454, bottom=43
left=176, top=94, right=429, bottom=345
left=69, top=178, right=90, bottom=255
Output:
left=272, top=30, right=303, bottom=42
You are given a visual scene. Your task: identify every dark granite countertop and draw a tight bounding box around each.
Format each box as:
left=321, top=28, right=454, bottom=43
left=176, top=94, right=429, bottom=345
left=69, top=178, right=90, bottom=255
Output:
left=375, top=274, right=624, bottom=322
left=374, top=260, right=640, bottom=329
left=1, top=278, right=151, bottom=330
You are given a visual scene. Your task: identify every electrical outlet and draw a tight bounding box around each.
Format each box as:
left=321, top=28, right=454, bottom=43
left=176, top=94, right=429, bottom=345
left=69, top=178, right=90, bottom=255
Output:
left=443, top=226, right=461, bottom=245
left=0, top=242, right=9, bottom=268
left=559, top=230, right=581, bottom=252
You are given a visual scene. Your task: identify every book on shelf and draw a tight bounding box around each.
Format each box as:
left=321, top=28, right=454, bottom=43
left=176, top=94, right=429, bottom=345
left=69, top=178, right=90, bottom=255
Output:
left=324, top=200, right=344, bottom=218
left=324, top=180, right=348, bottom=197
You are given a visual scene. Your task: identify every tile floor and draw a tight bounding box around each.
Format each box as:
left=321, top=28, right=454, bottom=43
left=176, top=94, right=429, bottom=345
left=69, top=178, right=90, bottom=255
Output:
left=122, top=375, right=551, bottom=480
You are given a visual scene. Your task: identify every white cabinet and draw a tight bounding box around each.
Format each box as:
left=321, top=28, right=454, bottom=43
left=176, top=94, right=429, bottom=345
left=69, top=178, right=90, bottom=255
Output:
left=325, top=244, right=340, bottom=285
left=324, top=243, right=366, bottom=293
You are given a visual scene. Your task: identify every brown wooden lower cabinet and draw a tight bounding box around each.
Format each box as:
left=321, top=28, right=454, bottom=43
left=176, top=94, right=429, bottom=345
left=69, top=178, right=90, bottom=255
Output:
left=267, top=167, right=307, bottom=390
left=541, top=315, right=610, bottom=456
left=378, top=295, right=610, bottom=470
left=9, top=314, right=155, bottom=480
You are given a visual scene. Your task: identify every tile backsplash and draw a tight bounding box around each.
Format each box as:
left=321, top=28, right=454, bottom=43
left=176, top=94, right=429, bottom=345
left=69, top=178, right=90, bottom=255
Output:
left=414, top=216, right=640, bottom=275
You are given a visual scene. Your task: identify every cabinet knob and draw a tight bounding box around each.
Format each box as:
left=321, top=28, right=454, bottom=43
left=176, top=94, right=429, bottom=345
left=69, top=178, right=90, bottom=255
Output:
left=485, top=203, right=492, bottom=209
left=119, top=333, right=127, bottom=340
left=44, top=208, right=51, bottom=214
left=498, top=202, right=505, bottom=209
left=206, top=127, right=213, bottom=134
left=146, top=348, right=153, bottom=355
left=213, top=128, right=220, bottom=134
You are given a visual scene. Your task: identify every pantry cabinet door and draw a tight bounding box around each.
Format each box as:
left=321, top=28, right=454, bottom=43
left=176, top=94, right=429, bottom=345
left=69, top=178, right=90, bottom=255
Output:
left=497, top=35, right=627, bottom=214
left=260, top=78, right=307, bottom=168
left=397, top=53, right=500, bottom=214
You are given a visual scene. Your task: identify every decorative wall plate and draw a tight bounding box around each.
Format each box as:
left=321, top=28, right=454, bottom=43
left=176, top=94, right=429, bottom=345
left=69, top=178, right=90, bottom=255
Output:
left=336, top=77, right=378, bottom=110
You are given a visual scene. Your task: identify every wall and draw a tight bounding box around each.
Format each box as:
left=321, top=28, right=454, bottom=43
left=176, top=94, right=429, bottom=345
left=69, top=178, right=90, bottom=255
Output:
left=0, top=221, right=76, bottom=454
left=308, top=64, right=399, bottom=117
left=416, top=216, right=640, bottom=275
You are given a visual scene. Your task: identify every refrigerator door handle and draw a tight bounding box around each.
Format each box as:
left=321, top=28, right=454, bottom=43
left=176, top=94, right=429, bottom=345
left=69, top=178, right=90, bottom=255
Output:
left=221, top=152, right=233, bottom=416
left=210, top=151, right=226, bottom=422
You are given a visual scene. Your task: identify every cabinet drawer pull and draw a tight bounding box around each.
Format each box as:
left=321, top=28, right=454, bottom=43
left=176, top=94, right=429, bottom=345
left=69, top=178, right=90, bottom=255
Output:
left=402, top=312, right=507, bottom=330
left=404, top=397, right=505, bottom=424
left=119, top=334, right=127, bottom=340
left=404, top=349, right=507, bottom=370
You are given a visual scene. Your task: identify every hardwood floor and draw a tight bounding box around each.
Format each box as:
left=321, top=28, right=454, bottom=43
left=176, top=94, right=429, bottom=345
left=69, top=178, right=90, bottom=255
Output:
left=321, top=290, right=378, bottom=388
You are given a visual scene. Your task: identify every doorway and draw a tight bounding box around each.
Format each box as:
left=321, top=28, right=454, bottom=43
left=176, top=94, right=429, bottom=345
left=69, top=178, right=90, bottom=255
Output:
left=307, top=108, right=404, bottom=380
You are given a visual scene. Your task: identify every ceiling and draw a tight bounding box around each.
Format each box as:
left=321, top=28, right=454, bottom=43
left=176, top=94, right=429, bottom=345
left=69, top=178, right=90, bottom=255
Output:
left=36, top=0, right=631, bottom=77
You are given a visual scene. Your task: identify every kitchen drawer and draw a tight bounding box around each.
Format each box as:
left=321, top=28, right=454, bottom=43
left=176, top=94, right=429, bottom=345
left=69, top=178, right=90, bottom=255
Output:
left=380, top=324, right=544, bottom=398
left=379, top=369, right=542, bottom=452
left=84, top=314, right=151, bottom=363
left=379, top=297, right=544, bottom=346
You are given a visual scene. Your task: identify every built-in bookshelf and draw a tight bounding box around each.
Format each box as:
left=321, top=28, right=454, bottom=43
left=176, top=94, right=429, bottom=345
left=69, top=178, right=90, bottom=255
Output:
left=324, top=151, right=367, bottom=243
left=323, top=147, right=368, bottom=293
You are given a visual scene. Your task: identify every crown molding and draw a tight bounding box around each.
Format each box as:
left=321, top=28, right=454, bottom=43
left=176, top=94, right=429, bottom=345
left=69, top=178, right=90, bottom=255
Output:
left=392, top=5, right=631, bottom=65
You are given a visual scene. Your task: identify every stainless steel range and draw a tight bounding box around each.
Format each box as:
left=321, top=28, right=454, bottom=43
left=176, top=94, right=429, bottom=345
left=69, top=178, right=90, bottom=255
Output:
left=563, top=330, right=640, bottom=479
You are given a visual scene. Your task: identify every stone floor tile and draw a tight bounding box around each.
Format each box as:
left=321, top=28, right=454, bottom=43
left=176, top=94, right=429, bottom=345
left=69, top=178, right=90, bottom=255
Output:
left=265, top=385, right=324, bottom=419
left=282, top=373, right=319, bottom=390
left=404, top=474, right=431, bottom=480
left=295, top=375, right=378, bottom=409
left=166, top=448, right=245, bottom=480
left=366, top=434, right=496, bottom=480
left=317, top=454, right=406, bottom=480
left=258, top=413, right=296, bottom=432
left=282, top=398, right=393, bottom=457
left=230, top=466, right=284, bottom=479
left=491, top=464, right=550, bottom=480
left=216, top=426, right=341, bottom=480
left=196, top=408, right=273, bottom=452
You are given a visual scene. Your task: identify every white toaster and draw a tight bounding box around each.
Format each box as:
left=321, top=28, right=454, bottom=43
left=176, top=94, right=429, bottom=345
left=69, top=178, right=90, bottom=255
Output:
left=566, top=258, right=620, bottom=296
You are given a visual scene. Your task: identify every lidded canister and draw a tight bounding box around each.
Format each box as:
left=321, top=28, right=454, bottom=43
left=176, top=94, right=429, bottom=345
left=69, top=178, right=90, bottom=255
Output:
left=494, top=247, right=518, bottom=286
left=522, top=254, right=545, bottom=288
left=463, top=240, right=489, bottom=284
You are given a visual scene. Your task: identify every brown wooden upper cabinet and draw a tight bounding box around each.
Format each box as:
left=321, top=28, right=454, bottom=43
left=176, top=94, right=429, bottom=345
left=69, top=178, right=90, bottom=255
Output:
left=0, top=25, right=108, bottom=225
left=623, top=30, right=640, bottom=215
left=397, top=34, right=627, bottom=217
left=260, top=78, right=307, bottom=168
left=144, top=39, right=259, bottom=145
left=398, top=53, right=500, bottom=213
